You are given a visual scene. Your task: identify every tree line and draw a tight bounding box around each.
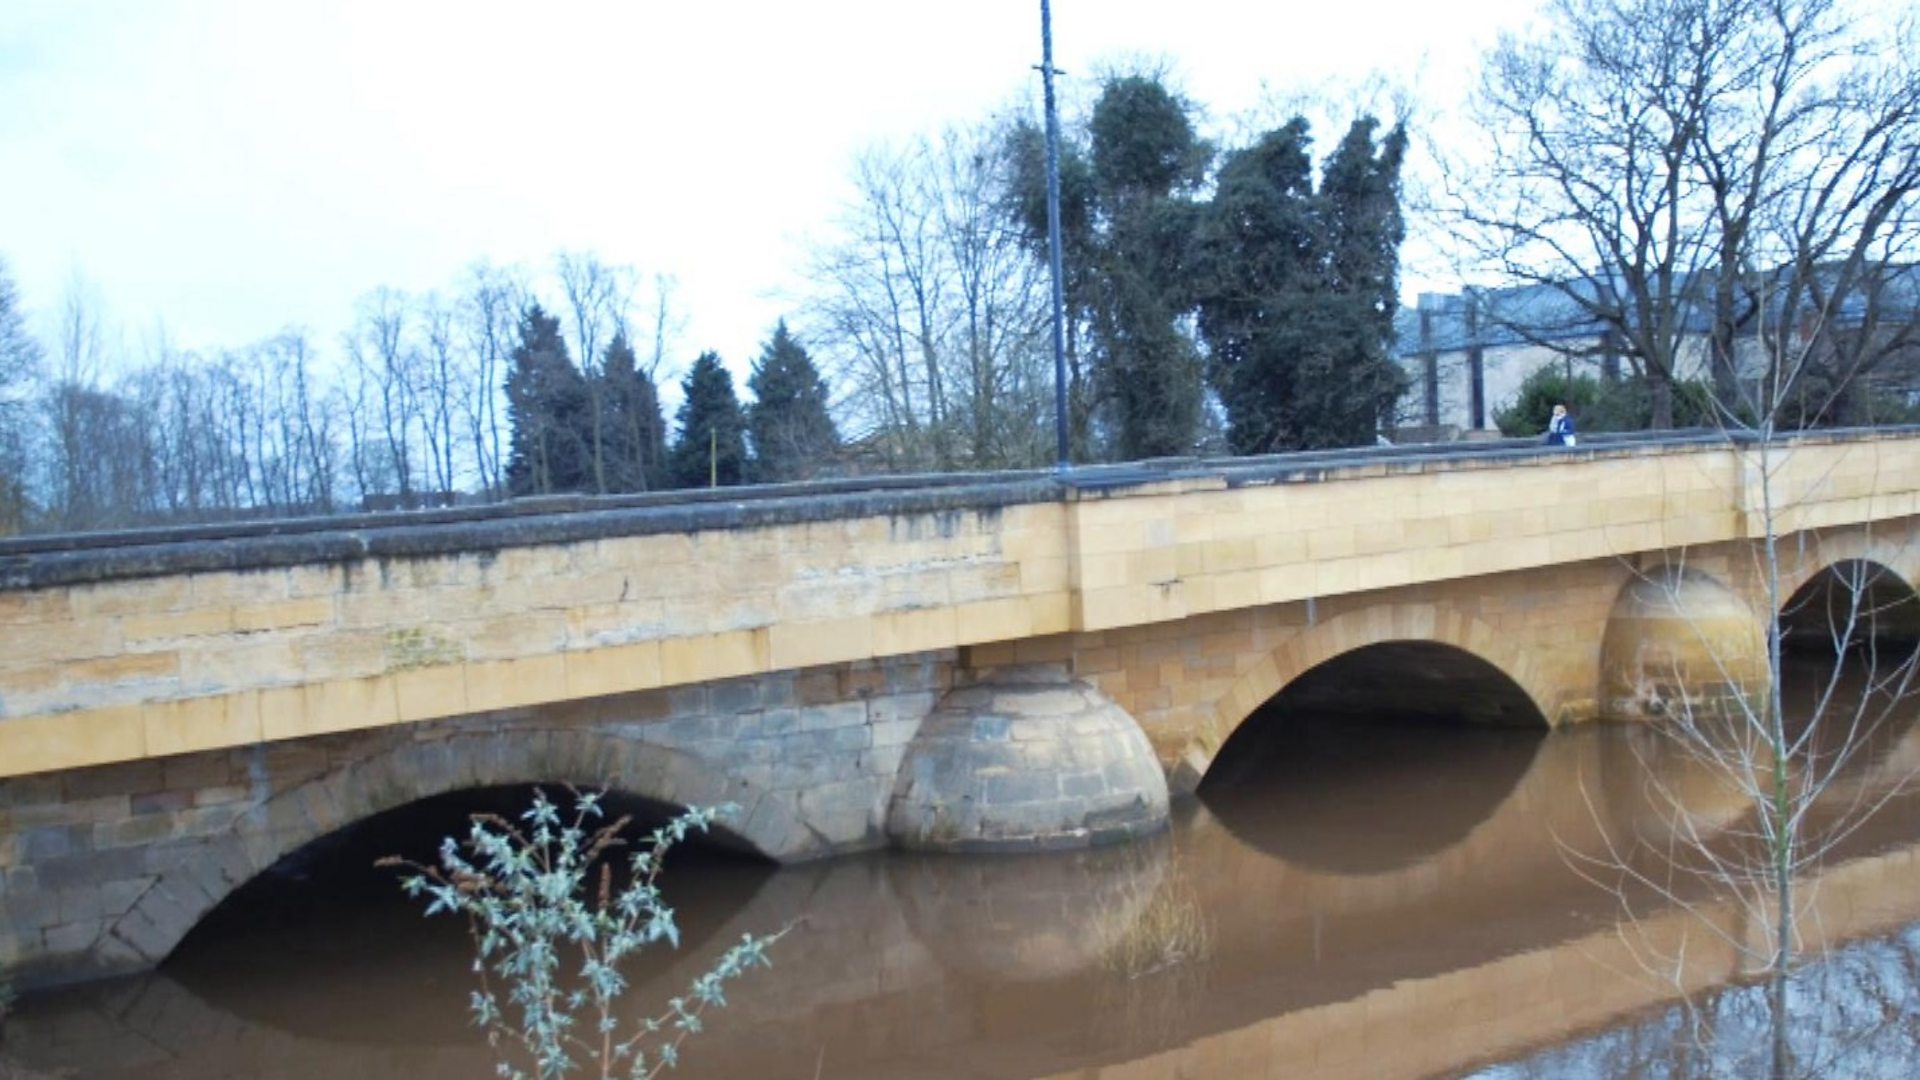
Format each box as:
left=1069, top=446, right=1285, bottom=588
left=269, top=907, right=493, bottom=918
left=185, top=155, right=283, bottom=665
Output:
left=0, top=255, right=838, bottom=534
left=812, top=79, right=1410, bottom=467
left=0, top=70, right=1412, bottom=536
left=5, top=0, right=1915, bottom=535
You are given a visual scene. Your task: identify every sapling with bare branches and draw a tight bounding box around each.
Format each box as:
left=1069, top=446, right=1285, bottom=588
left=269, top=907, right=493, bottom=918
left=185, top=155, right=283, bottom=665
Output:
left=1567, top=264, right=1920, bottom=1080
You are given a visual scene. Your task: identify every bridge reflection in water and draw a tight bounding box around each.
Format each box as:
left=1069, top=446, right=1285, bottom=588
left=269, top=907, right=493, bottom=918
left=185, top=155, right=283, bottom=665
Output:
left=8, top=675, right=1920, bottom=1080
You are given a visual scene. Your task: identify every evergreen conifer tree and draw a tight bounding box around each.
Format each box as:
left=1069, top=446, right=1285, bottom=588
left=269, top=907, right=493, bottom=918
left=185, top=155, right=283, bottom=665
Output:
left=1312, top=117, right=1410, bottom=446
left=504, top=303, right=589, bottom=496
left=746, top=321, right=838, bottom=483
left=670, top=351, right=747, bottom=488
left=1085, top=76, right=1209, bottom=460
left=598, top=332, right=668, bottom=492
left=1008, top=74, right=1209, bottom=460
left=1195, top=116, right=1409, bottom=453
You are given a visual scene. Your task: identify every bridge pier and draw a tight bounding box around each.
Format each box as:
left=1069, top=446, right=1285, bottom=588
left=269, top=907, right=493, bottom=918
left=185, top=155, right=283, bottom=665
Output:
left=1600, top=568, right=1770, bottom=723
left=886, top=664, right=1170, bottom=853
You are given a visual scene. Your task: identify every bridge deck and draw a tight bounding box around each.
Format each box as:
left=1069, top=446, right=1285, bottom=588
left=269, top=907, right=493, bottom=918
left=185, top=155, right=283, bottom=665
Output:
left=3, top=427, right=1917, bottom=779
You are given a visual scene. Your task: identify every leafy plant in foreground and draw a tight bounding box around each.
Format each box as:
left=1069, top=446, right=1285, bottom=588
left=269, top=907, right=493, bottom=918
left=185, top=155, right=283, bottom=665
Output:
left=381, top=790, right=781, bottom=1080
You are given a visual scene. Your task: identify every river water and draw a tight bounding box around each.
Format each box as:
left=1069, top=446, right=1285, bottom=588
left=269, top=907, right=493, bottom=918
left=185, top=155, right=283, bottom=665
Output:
left=5, top=654, right=1920, bottom=1079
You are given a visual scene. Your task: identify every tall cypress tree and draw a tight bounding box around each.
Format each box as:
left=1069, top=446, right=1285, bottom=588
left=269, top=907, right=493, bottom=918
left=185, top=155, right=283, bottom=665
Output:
left=504, top=303, right=589, bottom=496
left=670, top=351, right=748, bottom=488
left=1312, top=117, right=1410, bottom=446
left=1196, top=116, right=1409, bottom=453
left=1007, top=74, right=1209, bottom=461
left=1194, top=119, right=1320, bottom=454
left=1085, top=76, right=1210, bottom=460
left=747, top=321, right=837, bottom=483
left=599, top=333, right=668, bottom=492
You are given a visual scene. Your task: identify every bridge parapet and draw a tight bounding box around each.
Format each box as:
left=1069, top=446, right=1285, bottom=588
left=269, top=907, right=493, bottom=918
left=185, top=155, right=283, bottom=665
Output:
left=3, top=429, right=1917, bottom=779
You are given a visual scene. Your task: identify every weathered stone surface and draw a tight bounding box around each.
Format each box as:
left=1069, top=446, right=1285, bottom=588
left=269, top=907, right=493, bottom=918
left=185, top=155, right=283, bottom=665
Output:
left=1600, top=568, right=1768, bottom=723
left=5, top=431, right=1920, bottom=790
left=0, top=650, right=951, bottom=991
left=886, top=664, right=1170, bottom=853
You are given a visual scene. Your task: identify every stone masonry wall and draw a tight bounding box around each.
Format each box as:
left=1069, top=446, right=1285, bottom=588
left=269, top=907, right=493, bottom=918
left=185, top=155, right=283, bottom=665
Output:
left=973, top=519, right=1920, bottom=789
left=0, top=651, right=954, bottom=990
left=8, top=432, right=1920, bottom=782
left=0, top=498, right=1067, bottom=778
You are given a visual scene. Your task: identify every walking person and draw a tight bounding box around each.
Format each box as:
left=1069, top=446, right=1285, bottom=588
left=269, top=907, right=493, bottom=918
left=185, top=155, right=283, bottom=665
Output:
left=1543, top=403, right=1576, bottom=447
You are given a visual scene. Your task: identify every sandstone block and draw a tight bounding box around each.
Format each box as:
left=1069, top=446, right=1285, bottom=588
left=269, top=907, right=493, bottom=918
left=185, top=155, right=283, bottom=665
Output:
left=145, top=695, right=260, bottom=759
left=560, top=641, right=662, bottom=702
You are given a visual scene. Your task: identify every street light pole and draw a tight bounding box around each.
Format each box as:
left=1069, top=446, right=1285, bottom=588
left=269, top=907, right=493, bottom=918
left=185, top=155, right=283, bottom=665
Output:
left=1039, top=0, right=1071, bottom=472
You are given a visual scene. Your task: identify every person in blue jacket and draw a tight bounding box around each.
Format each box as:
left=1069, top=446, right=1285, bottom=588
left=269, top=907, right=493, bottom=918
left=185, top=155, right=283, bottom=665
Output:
left=1544, top=403, right=1576, bottom=446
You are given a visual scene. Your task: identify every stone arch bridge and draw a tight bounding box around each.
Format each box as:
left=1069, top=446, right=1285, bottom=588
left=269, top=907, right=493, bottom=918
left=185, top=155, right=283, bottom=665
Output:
left=3, top=428, right=1919, bottom=987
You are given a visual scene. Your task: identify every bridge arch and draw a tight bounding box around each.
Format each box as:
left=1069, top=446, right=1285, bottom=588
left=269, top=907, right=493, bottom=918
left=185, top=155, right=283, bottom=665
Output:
left=98, top=726, right=801, bottom=973
left=1769, top=532, right=1920, bottom=654
left=1774, top=533, right=1920, bottom=611
left=1172, top=603, right=1555, bottom=791
left=1779, top=557, right=1920, bottom=652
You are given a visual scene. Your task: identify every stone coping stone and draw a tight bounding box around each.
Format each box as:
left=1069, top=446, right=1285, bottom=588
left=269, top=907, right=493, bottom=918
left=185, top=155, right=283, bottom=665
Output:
left=4, top=425, right=1911, bottom=591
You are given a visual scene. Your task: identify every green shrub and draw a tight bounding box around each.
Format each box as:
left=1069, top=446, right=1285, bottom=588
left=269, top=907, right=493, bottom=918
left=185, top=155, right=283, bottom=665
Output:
left=1494, top=366, right=1717, bottom=436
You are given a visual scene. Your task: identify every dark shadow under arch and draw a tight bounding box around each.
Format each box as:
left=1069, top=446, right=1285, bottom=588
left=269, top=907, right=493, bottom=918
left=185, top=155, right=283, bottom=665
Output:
left=99, top=724, right=810, bottom=986
left=1776, top=561, right=1920, bottom=776
left=1781, top=559, right=1920, bottom=654
left=168, top=782, right=775, bottom=1044
left=1200, top=641, right=1546, bottom=875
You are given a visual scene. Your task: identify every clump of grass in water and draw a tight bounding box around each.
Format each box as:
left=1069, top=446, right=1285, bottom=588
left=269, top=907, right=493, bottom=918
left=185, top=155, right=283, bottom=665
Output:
left=1094, top=856, right=1214, bottom=1051
left=380, top=788, right=783, bottom=1080
left=1102, top=872, right=1212, bottom=980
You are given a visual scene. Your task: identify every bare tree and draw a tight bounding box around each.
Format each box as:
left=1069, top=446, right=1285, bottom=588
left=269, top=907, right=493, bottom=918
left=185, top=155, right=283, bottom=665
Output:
left=810, top=122, right=1055, bottom=471
left=638, top=272, right=684, bottom=384
left=245, top=331, right=336, bottom=513
left=933, top=127, right=1055, bottom=467
left=812, top=141, right=949, bottom=470
left=415, top=295, right=462, bottom=498
left=1573, top=285, right=1920, bottom=1077
left=344, top=287, right=421, bottom=505
left=43, top=275, right=117, bottom=528
left=279, top=331, right=338, bottom=512
left=613, top=273, right=682, bottom=492
left=556, top=251, right=635, bottom=494
left=1442, top=0, right=1920, bottom=428
left=456, top=262, right=526, bottom=498
left=0, top=257, right=43, bottom=532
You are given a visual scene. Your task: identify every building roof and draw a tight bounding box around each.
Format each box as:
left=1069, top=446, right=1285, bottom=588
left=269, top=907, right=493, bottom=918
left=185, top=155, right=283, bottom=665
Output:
left=1395, top=263, right=1920, bottom=359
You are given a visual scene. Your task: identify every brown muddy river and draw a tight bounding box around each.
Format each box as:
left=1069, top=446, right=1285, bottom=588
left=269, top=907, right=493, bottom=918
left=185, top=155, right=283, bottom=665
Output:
left=6, top=654, right=1920, bottom=1079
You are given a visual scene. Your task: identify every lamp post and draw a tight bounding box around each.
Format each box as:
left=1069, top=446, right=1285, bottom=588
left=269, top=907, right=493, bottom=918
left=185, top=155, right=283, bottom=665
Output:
left=1039, top=0, right=1070, bottom=472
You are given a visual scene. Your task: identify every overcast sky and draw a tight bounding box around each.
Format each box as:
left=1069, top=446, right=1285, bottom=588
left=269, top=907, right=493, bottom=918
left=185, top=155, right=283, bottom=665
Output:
left=1, top=0, right=1541, bottom=380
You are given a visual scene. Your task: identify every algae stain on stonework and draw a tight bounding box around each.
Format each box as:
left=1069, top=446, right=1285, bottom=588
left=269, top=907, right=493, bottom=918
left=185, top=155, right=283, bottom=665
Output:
left=384, top=628, right=464, bottom=671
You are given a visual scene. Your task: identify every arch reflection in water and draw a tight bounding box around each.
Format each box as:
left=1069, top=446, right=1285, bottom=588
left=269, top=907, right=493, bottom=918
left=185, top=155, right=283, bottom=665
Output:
left=12, top=708, right=1920, bottom=1080
left=1201, top=640, right=1548, bottom=875
left=173, top=784, right=777, bottom=1048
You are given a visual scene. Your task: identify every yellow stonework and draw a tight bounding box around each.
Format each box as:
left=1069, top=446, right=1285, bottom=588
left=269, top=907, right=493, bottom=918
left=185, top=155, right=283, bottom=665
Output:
left=4, top=433, right=1920, bottom=779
